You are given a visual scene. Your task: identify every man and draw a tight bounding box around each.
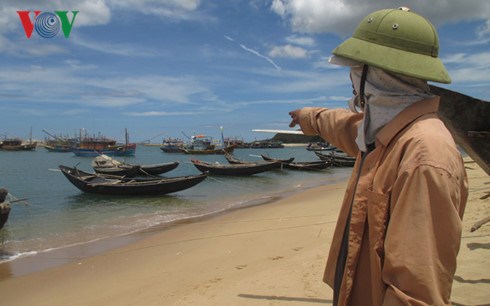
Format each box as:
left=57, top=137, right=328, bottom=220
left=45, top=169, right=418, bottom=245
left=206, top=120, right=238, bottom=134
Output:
left=289, top=8, right=468, bottom=306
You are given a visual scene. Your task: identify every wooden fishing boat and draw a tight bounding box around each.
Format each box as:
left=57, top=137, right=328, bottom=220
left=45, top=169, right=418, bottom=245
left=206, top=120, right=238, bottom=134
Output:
left=283, top=160, right=331, bottom=171
left=73, top=141, right=136, bottom=157
left=180, top=145, right=235, bottom=155
left=160, top=138, right=185, bottom=153
left=43, top=144, right=73, bottom=152
left=224, top=152, right=257, bottom=165
left=306, top=142, right=331, bottom=151
left=92, top=164, right=140, bottom=177
left=41, top=130, right=77, bottom=152
left=258, top=154, right=331, bottom=170
left=73, top=129, right=136, bottom=157
left=0, top=138, right=37, bottom=151
left=191, top=159, right=280, bottom=176
left=0, top=203, right=10, bottom=230
left=138, top=162, right=180, bottom=176
left=260, top=154, right=295, bottom=164
left=92, top=155, right=179, bottom=177
left=0, top=188, right=10, bottom=230
left=251, top=139, right=284, bottom=148
left=179, top=134, right=235, bottom=155
left=431, top=85, right=490, bottom=175
left=92, top=155, right=140, bottom=177
left=59, top=165, right=207, bottom=195
left=314, top=151, right=356, bottom=167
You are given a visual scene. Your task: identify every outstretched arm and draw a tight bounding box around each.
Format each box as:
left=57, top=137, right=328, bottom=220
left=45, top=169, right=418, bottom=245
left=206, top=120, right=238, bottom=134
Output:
left=289, top=107, right=363, bottom=157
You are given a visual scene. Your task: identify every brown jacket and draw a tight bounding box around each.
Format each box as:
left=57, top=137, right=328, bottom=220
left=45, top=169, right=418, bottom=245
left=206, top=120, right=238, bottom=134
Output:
left=298, top=97, right=468, bottom=305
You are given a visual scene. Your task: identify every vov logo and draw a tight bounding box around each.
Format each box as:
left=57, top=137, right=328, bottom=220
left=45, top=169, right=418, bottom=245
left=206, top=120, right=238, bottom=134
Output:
left=17, top=11, right=79, bottom=38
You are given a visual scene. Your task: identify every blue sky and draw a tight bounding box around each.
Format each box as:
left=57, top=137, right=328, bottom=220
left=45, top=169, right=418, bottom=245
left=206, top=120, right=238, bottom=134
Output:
left=1, top=0, right=489, bottom=144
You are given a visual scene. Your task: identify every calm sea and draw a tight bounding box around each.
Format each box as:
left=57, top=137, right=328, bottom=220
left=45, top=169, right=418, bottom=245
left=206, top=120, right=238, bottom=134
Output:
left=0, top=145, right=352, bottom=265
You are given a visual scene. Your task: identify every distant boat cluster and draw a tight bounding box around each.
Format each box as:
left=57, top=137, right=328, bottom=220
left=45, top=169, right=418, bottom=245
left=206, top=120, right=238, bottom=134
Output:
left=158, top=135, right=285, bottom=154
left=1, top=129, right=137, bottom=156
left=1, top=130, right=286, bottom=156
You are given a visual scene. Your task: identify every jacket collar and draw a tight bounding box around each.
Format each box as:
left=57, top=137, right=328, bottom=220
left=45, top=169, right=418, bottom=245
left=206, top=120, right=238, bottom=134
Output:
left=376, top=96, right=440, bottom=147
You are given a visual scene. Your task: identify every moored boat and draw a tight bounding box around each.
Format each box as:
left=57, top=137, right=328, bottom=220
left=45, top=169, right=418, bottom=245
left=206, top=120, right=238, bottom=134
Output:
left=160, top=138, right=185, bottom=153
left=191, top=159, right=280, bottom=176
left=181, top=145, right=235, bottom=155
left=260, top=154, right=295, bottom=164
left=282, top=160, right=331, bottom=171
left=224, top=152, right=257, bottom=164
left=306, top=142, right=335, bottom=151
left=73, top=129, right=136, bottom=157
left=0, top=188, right=11, bottom=230
left=59, top=165, right=207, bottom=195
left=251, top=139, right=284, bottom=148
left=314, top=151, right=356, bottom=167
left=179, top=134, right=235, bottom=155
left=42, top=144, right=73, bottom=152
left=138, top=162, right=180, bottom=176
left=259, top=154, right=330, bottom=170
left=41, top=130, right=77, bottom=152
left=73, top=144, right=136, bottom=157
left=0, top=138, right=37, bottom=151
left=92, top=155, right=180, bottom=177
left=92, top=156, right=141, bottom=177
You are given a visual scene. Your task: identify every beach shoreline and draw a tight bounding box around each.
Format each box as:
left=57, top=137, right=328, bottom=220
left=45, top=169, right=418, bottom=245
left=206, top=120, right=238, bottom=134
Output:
left=0, top=170, right=348, bottom=278
left=0, top=158, right=488, bottom=305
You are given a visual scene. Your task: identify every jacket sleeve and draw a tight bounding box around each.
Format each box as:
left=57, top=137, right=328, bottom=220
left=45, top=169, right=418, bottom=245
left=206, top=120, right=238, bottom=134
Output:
left=298, top=107, right=363, bottom=157
left=382, top=163, right=466, bottom=305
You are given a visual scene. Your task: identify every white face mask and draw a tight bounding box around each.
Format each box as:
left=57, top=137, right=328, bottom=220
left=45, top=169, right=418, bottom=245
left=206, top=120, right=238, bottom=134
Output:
left=348, top=66, right=364, bottom=114
left=348, top=66, right=433, bottom=151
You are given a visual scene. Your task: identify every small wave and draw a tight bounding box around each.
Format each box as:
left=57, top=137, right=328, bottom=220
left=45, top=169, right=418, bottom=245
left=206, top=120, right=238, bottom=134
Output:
left=0, top=250, right=37, bottom=263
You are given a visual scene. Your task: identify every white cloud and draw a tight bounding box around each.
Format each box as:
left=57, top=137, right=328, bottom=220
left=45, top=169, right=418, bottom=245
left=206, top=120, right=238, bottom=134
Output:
left=442, top=53, right=467, bottom=64
left=106, top=0, right=205, bottom=21
left=235, top=96, right=326, bottom=107
left=0, top=63, right=218, bottom=108
left=477, top=20, right=490, bottom=38
left=286, top=35, right=315, bottom=47
left=64, top=59, right=98, bottom=70
left=271, top=0, right=286, bottom=18
left=0, top=35, right=68, bottom=56
left=270, top=0, right=490, bottom=36
left=444, top=51, right=490, bottom=84
left=0, top=0, right=207, bottom=56
left=72, top=35, right=159, bottom=57
left=268, top=44, right=308, bottom=59
left=125, top=111, right=202, bottom=117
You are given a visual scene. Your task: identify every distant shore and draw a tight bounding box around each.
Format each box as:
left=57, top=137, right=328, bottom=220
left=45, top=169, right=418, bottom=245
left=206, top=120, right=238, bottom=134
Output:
left=0, top=157, right=487, bottom=305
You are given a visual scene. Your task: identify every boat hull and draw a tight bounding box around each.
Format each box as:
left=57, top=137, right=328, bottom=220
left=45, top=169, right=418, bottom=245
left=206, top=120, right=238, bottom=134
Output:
left=93, top=165, right=141, bottom=177
left=59, top=165, right=207, bottom=195
left=0, top=143, right=37, bottom=151
left=431, top=85, right=490, bottom=175
left=139, top=162, right=180, bottom=175
left=180, top=145, right=235, bottom=155
left=191, top=159, right=280, bottom=176
left=73, top=146, right=136, bottom=157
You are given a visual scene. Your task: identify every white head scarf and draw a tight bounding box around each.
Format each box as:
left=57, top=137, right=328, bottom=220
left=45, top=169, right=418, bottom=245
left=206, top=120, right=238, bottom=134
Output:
left=330, top=55, right=434, bottom=152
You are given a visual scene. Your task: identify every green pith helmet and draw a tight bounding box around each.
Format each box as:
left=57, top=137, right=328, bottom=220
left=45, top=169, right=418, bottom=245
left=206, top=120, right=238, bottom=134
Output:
left=332, top=8, right=451, bottom=83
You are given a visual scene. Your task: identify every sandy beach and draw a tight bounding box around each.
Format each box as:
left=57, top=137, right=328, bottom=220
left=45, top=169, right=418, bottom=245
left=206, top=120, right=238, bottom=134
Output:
left=0, top=158, right=488, bottom=305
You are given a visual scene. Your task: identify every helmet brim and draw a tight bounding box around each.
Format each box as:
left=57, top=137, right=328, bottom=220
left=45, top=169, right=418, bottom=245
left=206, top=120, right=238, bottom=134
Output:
left=333, top=36, right=451, bottom=84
